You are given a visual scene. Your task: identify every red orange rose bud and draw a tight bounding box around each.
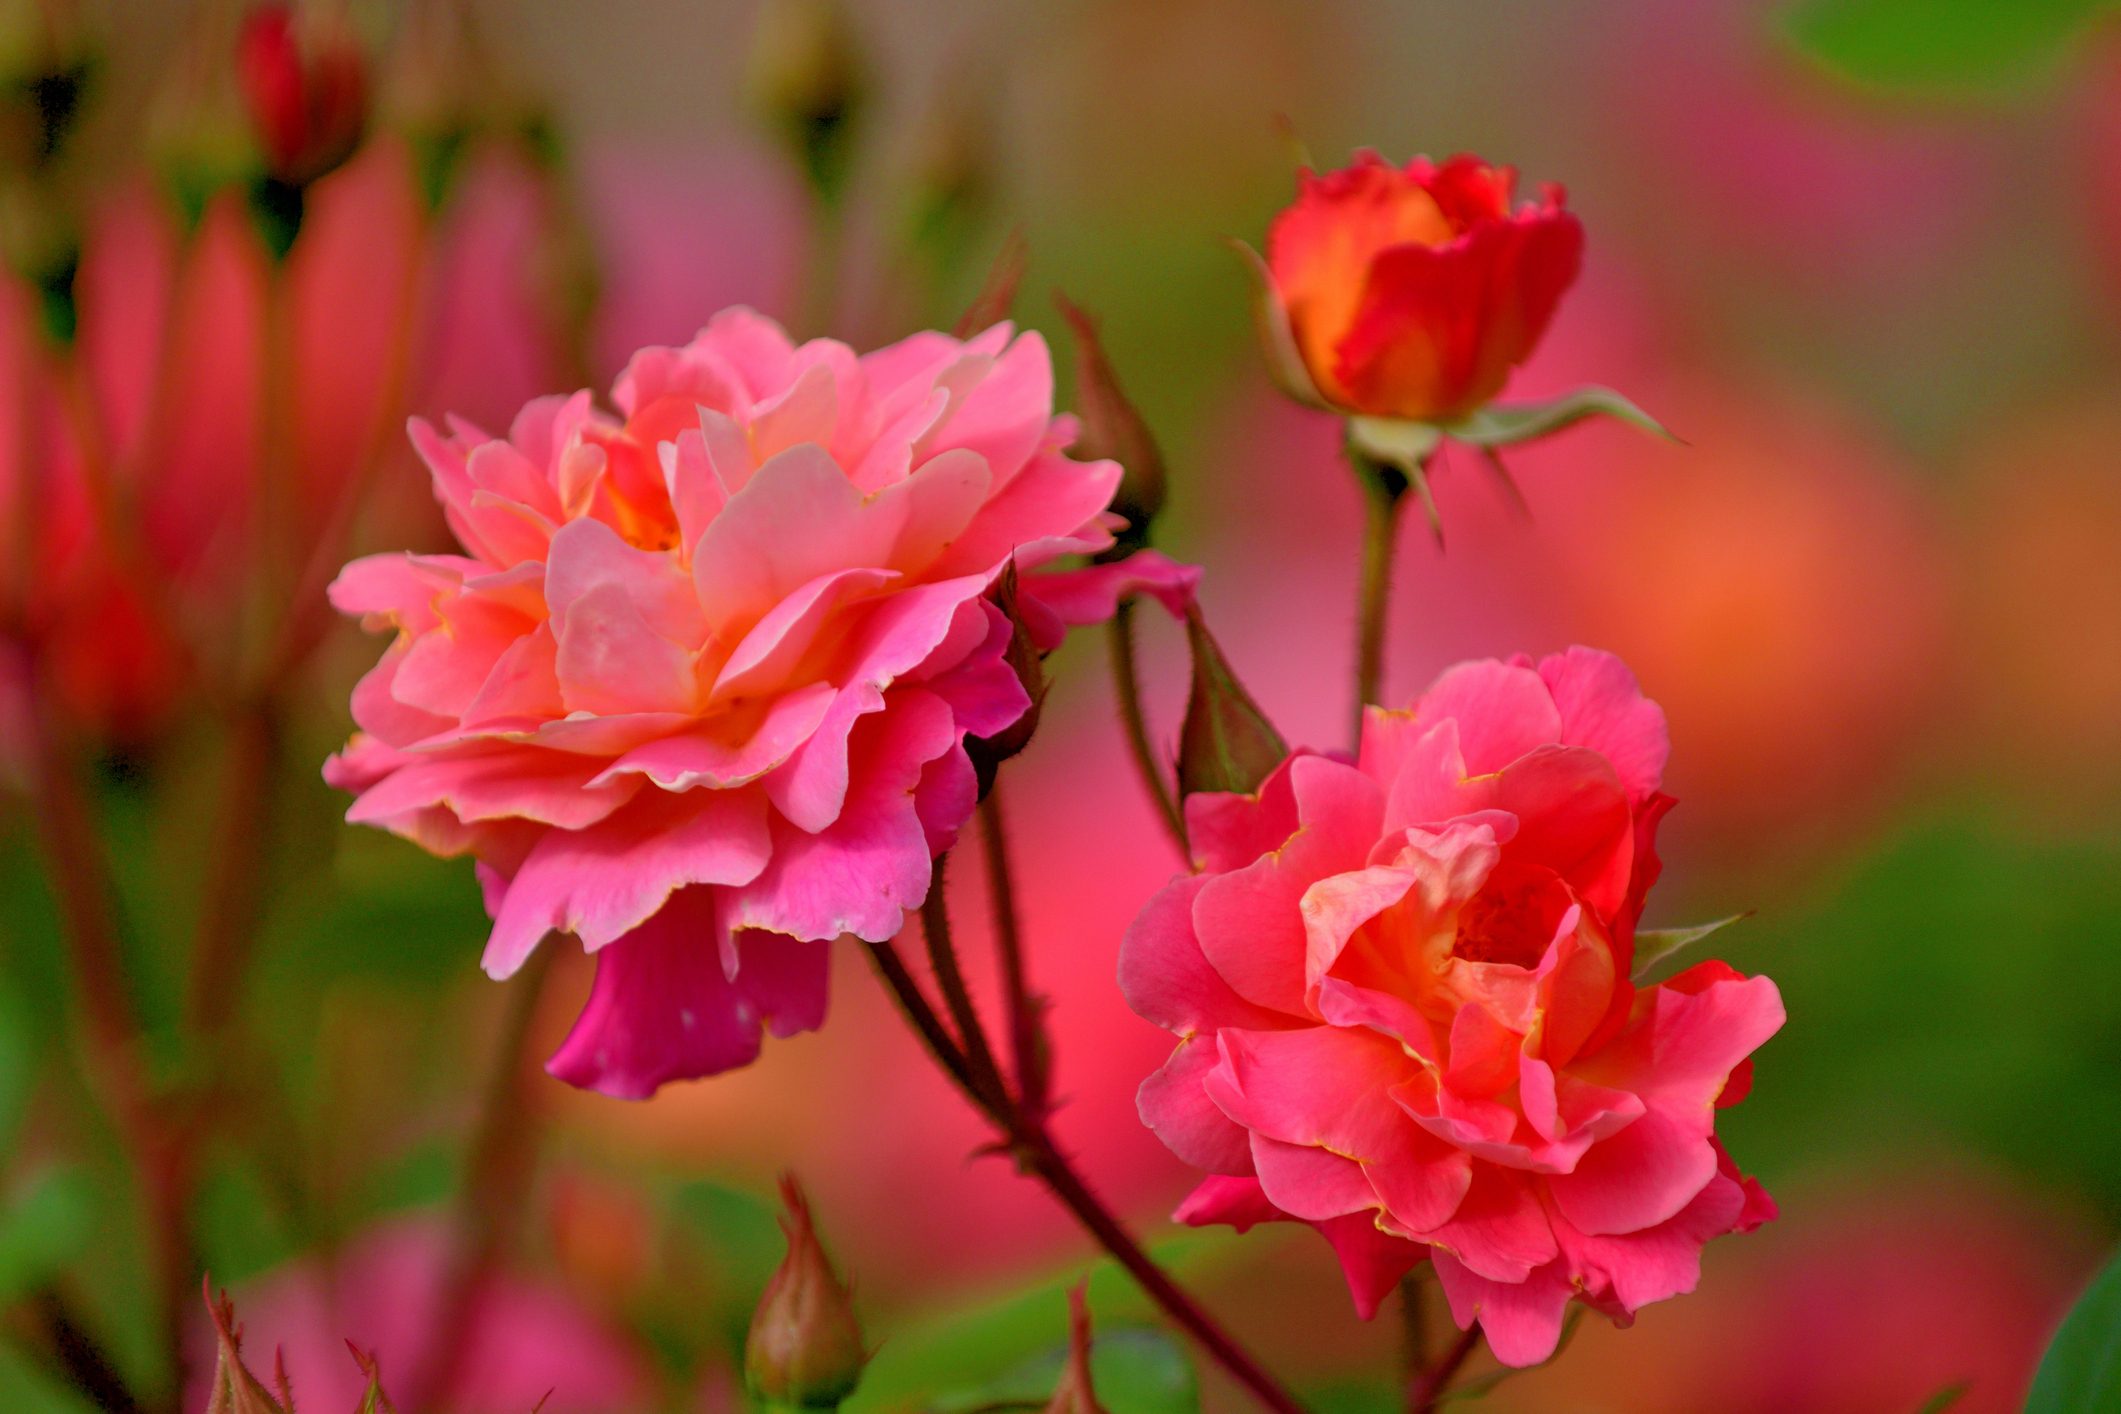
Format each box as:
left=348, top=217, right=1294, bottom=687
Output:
left=1177, top=602, right=1287, bottom=801
left=1042, top=1284, right=1111, bottom=1414
left=745, top=1175, right=867, bottom=1409
left=1257, top=151, right=1581, bottom=423
left=1055, top=293, right=1166, bottom=553
left=235, top=3, right=366, bottom=189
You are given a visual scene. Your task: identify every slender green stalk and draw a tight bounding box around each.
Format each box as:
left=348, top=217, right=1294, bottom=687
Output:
left=1353, top=463, right=1408, bottom=744
left=1106, top=601, right=1188, bottom=856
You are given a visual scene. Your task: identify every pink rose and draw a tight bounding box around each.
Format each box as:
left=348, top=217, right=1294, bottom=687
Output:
left=327, top=308, right=1195, bottom=1100
left=1121, top=647, right=1781, bottom=1365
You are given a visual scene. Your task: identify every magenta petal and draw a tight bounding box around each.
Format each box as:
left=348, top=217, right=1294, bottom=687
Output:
left=729, top=688, right=955, bottom=943
left=545, top=888, right=829, bottom=1099
left=1313, top=1212, right=1428, bottom=1321
left=1411, top=659, right=1562, bottom=777
left=1019, top=549, right=1201, bottom=627
left=1119, top=875, right=1297, bottom=1035
left=482, top=788, right=771, bottom=977
left=1537, top=646, right=1669, bottom=805
left=1139, top=1036, right=1255, bottom=1175
left=1172, top=1174, right=1280, bottom=1229
left=1431, top=1251, right=1575, bottom=1368
left=1546, top=1107, right=1717, bottom=1237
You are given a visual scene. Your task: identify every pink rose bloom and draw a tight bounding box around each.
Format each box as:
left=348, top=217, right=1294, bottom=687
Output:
left=327, top=308, right=1194, bottom=1099
left=1121, top=648, right=1782, bottom=1366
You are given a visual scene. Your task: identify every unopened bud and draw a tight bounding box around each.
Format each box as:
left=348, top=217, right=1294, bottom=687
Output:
left=0, top=0, right=93, bottom=173
left=202, top=1279, right=292, bottom=1414
left=1177, top=603, right=1287, bottom=800
left=235, top=3, right=367, bottom=188
left=745, top=1175, right=867, bottom=1409
left=964, top=563, right=1046, bottom=797
left=746, top=0, right=864, bottom=207
left=346, top=1343, right=398, bottom=1414
left=1043, top=1284, right=1111, bottom=1414
left=1054, top=293, right=1167, bottom=553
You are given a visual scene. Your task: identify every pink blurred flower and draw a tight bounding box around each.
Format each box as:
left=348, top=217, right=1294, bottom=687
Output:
left=327, top=309, right=1195, bottom=1100
left=186, top=1220, right=649, bottom=1413
left=1122, top=649, right=1781, bottom=1365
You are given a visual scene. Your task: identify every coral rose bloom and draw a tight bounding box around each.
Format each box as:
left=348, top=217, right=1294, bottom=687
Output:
left=328, top=309, right=1192, bottom=1100
left=1266, top=152, right=1583, bottom=422
left=1121, top=649, right=1782, bottom=1366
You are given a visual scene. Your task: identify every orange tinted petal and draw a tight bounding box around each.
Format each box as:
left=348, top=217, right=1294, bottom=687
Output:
left=1266, top=152, right=1454, bottom=403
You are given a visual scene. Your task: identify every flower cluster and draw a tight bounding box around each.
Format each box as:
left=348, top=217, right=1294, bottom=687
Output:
left=327, top=308, right=1193, bottom=1099
left=1122, top=649, right=1782, bottom=1364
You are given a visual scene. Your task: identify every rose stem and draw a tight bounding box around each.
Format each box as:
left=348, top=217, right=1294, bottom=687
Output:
left=1105, top=600, right=1188, bottom=856
left=918, top=858, right=1012, bottom=1114
left=870, top=863, right=1307, bottom=1414
left=1352, top=457, right=1409, bottom=745
left=403, top=945, right=557, bottom=1410
left=21, top=682, right=191, bottom=1412
left=977, top=786, right=1043, bottom=1113
left=1406, top=1325, right=1480, bottom=1413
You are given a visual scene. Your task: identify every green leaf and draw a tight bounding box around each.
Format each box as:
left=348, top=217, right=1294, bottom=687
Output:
left=1442, top=386, right=1670, bottom=449
left=0, top=1167, right=96, bottom=1302
left=1779, top=0, right=2111, bottom=96
left=2025, top=1245, right=2121, bottom=1414
left=1631, top=914, right=1750, bottom=982
left=931, top=1327, right=1196, bottom=1414
left=1177, top=604, right=1288, bottom=800
left=1913, top=1378, right=1970, bottom=1413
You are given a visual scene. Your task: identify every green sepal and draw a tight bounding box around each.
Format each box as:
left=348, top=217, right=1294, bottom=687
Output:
left=1631, top=914, right=1750, bottom=983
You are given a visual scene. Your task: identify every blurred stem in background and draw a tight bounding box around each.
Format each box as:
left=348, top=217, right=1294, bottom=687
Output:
left=403, top=946, right=559, bottom=1411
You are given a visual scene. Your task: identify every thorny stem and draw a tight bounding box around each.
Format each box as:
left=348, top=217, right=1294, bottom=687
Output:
left=1105, top=601, right=1188, bottom=857
left=403, top=947, right=557, bottom=1410
left=919, top=858, right=1011, bottom=1115
left=1406, top=1324, right=1480, bottom=1413
left=978, top=787, right=1043, bottom=1114
left=871, top=861, right=1307, bottom=1414
left=1352, top=458, right=1408, bottom=746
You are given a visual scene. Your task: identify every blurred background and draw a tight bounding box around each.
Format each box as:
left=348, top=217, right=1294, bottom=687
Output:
left=2, top=0, right=2119, bottom=1410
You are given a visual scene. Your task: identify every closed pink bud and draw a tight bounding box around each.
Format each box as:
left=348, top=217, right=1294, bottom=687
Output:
left=235, top=3, right=366, bottom=187
left=745, top=1176, right=866, bottom=1409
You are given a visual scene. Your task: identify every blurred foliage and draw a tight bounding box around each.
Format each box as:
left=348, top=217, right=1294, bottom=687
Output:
left=1781, top=0, right=2115, bottom=95
left=2026, top=1245, right=2121, bottom=1412
left=1717, top=806, right=2121, bottom=1216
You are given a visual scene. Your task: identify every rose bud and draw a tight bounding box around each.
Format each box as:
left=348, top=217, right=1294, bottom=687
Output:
left=235, top=3, right=367, bottom=189
left=745, top=1175, right=867, bottom=1408
left=1233, top=151, right=1665, bottom=490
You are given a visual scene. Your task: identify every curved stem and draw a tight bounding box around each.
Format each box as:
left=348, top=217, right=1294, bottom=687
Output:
left=1406, top=1324, right=1479, bottom=1413
left=979, top=787, right=1044, bottom=1116
left=1353, top=466, right=1407, bottom=746
left=184, top=697, right=282, bottom=1039
left=870, top=876, right=1306, bottom=1414
left=919, top=858, right=1011, bottom=1114
left=1105, top=601, right=1188, bottom=857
